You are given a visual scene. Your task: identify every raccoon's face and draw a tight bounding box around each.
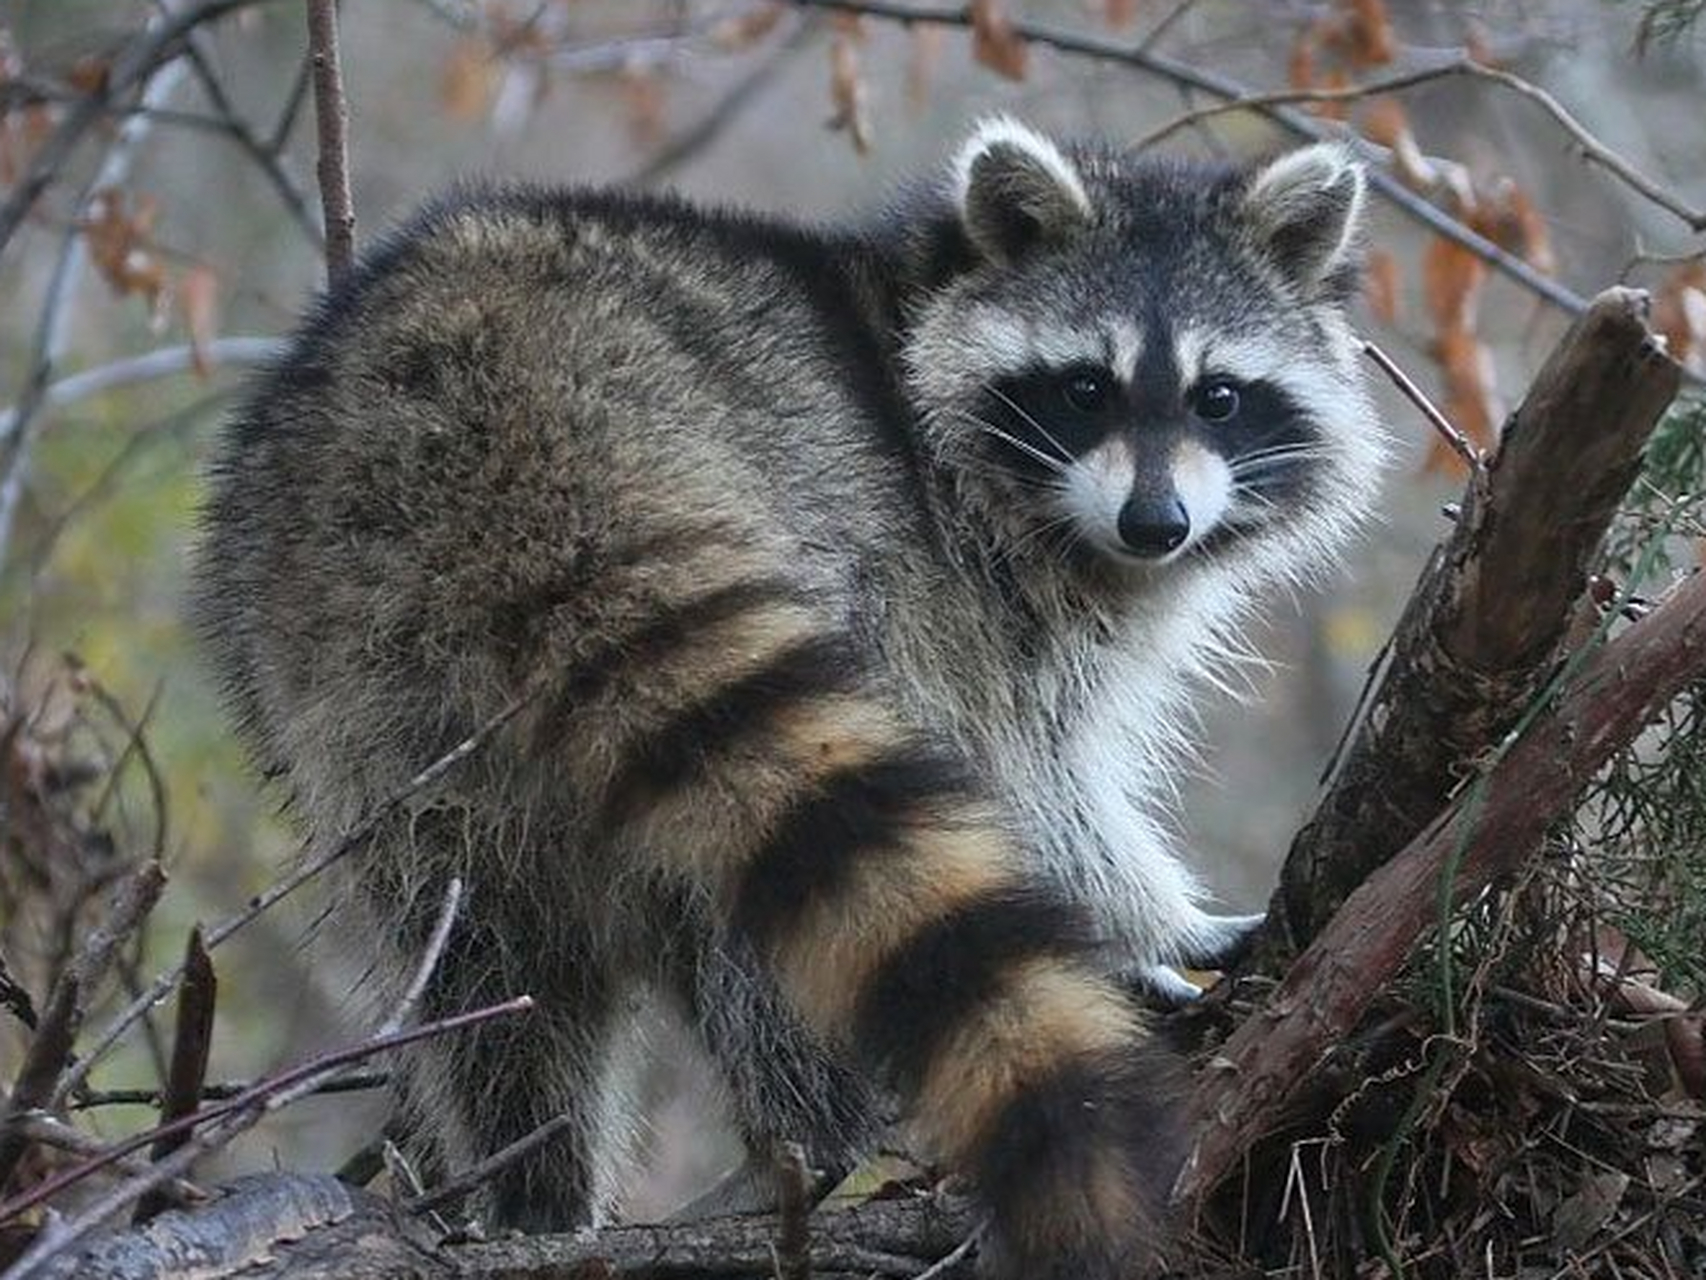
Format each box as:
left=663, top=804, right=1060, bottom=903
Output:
left=904, top=119, right=1385, bottom=582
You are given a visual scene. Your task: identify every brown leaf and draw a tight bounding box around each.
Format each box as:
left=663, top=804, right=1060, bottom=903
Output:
left=827, top=34, right=870, bottom=155
left=1422, top=235, right=1486, bottom=333
left=1653, top=262, right=1706, bottom=373
left=906, top=23, right=946, bottom=112
left=1429, top=326, right=1500, bottom=470
left=1475, top=178, right=1555, bottom=275
left=440, top=38, right=496, bottom=122
left=82, top=188, right=166, bottom=310
left=1100, top=0, right=1142, bottom=27
left=971, top=0, right=1029, bottom=81
left=619, top=68, right=667, bottom=148
left=1332, top=0, right=1396, bottom=68
left=1363, top=248, right=1401, bottom=325
left=66, top=54, right=111, bottom=97
left=1311, top=68, right=1352, bottom=121
left=1287, top=29, right=1318, bottom=92
left=179, top=264, right=220, bottom=379
left=712, top=2, right=786, bottom=51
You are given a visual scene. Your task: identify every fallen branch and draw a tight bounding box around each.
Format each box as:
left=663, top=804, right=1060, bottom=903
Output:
left=1271, top=288, right=1682, bottom=951
left=1178, top=562, right=1706, bottom=1205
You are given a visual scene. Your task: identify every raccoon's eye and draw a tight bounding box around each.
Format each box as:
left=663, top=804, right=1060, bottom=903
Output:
left=1193, top=380, right=1242, bottom=423
left=1061, top=368, right=1113, bottom=414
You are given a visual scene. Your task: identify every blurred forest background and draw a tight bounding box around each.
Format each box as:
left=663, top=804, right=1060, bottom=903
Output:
left=0, top=0, right=1703, bottom=1249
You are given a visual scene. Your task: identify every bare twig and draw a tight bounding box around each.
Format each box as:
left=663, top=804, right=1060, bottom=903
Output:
left=71, top=1070, right=389, bottom=1111
left=52, top=698, right=528, bottom=1109
left=405, top=1110, right=581, bottom=1216
left=1361, top=340, right=1485, bottom=471
left=0, top=0, right=286, bottom=259
left=305, top=0, right=356, bottom=281
left=775, top=1141, right=812, bottom=1280
left=13, top=1114, right=204, bottom=1208
left=1134, top=57, right=1706, bottom=233
left=132, top=928, right=217, bottom=1225
left=780, top=0, right=1706, bottom=391
left=0, top=995, right=535, bottom=1245
left=377, top=878, right=463, bottom=1038
left=0, top=337, right=281, bottom=446
left=0, top=861, right=166, bottom=1190
left=0, top=29, right=191, bottom=569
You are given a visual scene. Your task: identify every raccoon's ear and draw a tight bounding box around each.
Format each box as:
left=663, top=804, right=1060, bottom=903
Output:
left=1242, top=143, right=1365, bottom=295
left=952, top=117, right=1092, bottom=264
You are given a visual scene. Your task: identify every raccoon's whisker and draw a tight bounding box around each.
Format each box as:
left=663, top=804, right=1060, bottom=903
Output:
left=1229, top=444, right=1334, bottom=474
left=955, top=413, right=1072, bottom=476
left=980, top=383, right=1074, bottom=465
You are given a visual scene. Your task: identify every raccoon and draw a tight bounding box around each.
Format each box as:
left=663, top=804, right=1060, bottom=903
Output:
left=191, top=118, right=1381, bottom=1277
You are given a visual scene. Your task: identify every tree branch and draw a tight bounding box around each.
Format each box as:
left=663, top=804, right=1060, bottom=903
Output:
left=1270, top=288, right=1682, bottom=951
left=1178, top=560, right=1706, bottom=1205
left=306, top=0, right=356, bottom=282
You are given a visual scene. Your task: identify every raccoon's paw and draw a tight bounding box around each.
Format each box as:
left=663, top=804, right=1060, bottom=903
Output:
left=1126, top=962, right=1209, bottom=1007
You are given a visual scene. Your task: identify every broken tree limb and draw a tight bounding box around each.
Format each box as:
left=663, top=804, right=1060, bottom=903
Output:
left=1271, top=287, right=1683, bottom=952
left=37, top=1171, right=976, bottom=1279
left=1178, top=563, right=1706, bottom=1206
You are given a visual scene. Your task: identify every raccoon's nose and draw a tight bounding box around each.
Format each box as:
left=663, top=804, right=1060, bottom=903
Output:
left=1117, top=495, right=1190, bottom=556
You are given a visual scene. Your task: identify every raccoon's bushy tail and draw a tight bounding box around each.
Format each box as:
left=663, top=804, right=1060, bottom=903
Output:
left=565, top=576, right=1184, bottom=1276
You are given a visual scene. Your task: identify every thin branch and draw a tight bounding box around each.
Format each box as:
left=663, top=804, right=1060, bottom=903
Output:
left=52, top=697, right=530, bottom=1109
left=405, top=1110, right=581, bottom=1216
left=0, top=337, right=281, bottom=445
left=0, top=28, right=192, bottom=569
left=305, top=0, right=356, bottom=281
left=775, top=1142, right=812, bottom=1280
left=132, top=927, right=217, bottom=1225
left=1361, top=340, right=1485, bottom=471
left=779, top=0, right=1704, bottom=390
left=376, top=878, right=463, bottom=1038
left=71, top=1070, right=389, bottom=1110
left=0, top=996, right=536, bottom=1240
left=179, top=32, right=324, bottom=247
left=0, top=862, right=167, bottom=1190
left=0, top=0, right=287, bottom=259
left=12, top=1114, right=204, bottom=1208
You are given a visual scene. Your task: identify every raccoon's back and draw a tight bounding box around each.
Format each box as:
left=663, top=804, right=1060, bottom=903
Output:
left=192, top=186, right=913, bottom=822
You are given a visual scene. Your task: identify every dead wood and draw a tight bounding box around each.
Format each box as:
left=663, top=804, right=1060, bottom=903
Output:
left=36, top=1171, right=975, bottom=1279
left=1178, top=561, right=1706, bottom=1205
left=1270, top=287, right=1683, bottom=952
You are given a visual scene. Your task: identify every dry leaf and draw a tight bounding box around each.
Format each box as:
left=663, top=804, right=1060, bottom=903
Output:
left=1476, top=179, right=1555, bottom=275
left=440, top=38, right=496, bottom=122
left=66, top=53, right=111, bottom=97
left=1363, top=248, right=1401, bottom=325
left=619, top=68, right=667, bottom=148
left=906, top=23, right=946, bottom=112
left=1334, top=0, right=1396, bottom=68
left=1653, top=262, right=1706, bottom=373
left=828, top=34, right=871, bottom=155
left=1422, top=235, right=1486, bottom=333
left=1311, top=68, right=1352, bottom=121
left=1287, top=29, right=1318, bottom=92
left=83, top=188, right=166, bottom=312
left=971, top=0, right=1029, bottom=81
left=1099, top=0, right=1141, bottom=27
left=1431, top=325, right=1501, bottom=469
left=179, top=264, right=220, bottom=378
left=712, top=2, right=786, bottom=51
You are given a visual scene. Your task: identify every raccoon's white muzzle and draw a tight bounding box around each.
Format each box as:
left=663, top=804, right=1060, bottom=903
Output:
left=1063, top=437, right=1232, bottom=563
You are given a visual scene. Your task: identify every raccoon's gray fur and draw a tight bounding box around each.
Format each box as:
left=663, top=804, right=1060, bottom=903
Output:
left=192, top=118, right=1383, bottom=1277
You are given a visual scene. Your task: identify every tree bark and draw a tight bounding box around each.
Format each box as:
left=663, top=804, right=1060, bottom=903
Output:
left=1270, top=288, right=1683, bottom=953
left=1178, top=563, right=1706, bottom=1205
